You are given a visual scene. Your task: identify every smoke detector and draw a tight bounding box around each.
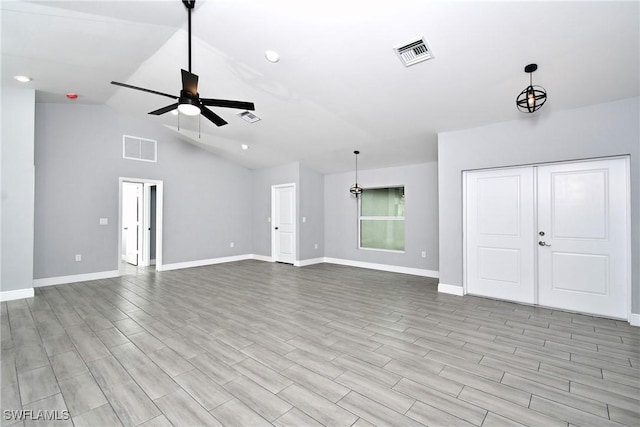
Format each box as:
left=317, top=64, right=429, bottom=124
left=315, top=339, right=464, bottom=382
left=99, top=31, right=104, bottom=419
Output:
left=394, top=37, right=433, bottom=67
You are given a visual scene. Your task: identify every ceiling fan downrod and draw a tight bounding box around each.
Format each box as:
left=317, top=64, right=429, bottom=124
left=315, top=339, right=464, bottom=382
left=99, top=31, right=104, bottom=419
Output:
left=182, top=0, right=196, bottom=73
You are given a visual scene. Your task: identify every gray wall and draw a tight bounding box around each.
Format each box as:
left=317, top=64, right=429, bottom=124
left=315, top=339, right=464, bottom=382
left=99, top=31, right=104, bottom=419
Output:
left=299, top=163, right=324, bottom=261
left=324, top=162, right=439, bottom=272
left=1, top=88, right=35, bottom=292
left=438, top=97, right=640, bottom=313
left=34, top=103, right=253, bottom=279
left=251, top=162, right=299, bottom=258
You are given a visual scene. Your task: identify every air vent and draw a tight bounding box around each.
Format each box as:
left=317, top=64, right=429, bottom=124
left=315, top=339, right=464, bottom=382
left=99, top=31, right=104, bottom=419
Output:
left=238, top=111, right=261, bottom=123
left=394, top=37, right=433, bottom=67
left=123, top=135, right=157, bottom=162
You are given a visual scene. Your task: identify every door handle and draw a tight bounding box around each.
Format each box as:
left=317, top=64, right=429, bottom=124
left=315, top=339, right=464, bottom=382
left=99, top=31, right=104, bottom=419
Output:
left=538, top=241, right=551, bottom=247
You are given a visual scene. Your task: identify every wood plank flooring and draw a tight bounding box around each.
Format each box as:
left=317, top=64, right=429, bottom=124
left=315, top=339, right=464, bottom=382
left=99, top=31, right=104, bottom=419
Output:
left=1, top=260, right=638, bottom=426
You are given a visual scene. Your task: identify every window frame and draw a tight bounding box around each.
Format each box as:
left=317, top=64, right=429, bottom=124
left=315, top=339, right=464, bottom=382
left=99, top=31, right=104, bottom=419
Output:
left=358, top=185, right=405, bottom=253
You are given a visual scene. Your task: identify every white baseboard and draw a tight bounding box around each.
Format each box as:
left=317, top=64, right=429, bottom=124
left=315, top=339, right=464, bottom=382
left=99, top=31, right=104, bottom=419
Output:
left=629, top=313, right=640, bottom=327
left=323, top=257, right=439, bottom=278
left=251, top=254, right=274, bottom=263
left=295, top=258, right=325, bottom=267
left=438, top=282, right=464, bottom=296
left=33, top=270, right=120, bottom=288
left=0, top=288, right=35, bottom=302
left=161, top=254, right=254, bottom=271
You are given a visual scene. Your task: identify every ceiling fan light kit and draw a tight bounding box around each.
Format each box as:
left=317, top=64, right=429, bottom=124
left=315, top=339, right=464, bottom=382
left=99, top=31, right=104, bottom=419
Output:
left=516, top=63, right=547, bottom=113
left=110, top=0, right=255, bottom=127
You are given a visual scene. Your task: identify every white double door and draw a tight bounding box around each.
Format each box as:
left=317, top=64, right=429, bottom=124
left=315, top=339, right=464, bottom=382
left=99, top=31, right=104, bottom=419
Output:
left=465, top=158, right=629, bottom=319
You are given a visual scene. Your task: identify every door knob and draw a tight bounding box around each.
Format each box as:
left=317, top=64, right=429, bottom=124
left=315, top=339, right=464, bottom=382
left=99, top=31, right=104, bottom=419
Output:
left=275, top=227, right=279, bottom=230
left=538, top=241, right=551, bottom=247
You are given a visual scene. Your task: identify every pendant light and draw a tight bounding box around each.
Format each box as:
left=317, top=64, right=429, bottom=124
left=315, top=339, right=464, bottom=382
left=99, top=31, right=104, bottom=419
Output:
left=349, top=150, right=363, bottom=198
left=516, top=63, right=547, bottom=113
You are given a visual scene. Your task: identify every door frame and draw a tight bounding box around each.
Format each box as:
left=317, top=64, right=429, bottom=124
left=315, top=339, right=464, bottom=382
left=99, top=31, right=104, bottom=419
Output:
left=121, top=182, right=144, bottom=266
left=118, top=177, right=164, bottom=274
left=462, top=156, right=631, bottom=321
left=271, top=183, right=296, bottom=264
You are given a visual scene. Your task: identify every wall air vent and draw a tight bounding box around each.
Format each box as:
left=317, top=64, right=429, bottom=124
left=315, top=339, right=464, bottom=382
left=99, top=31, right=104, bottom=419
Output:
left=238, top=111, right=261, bottom=123
left=123, top=135, right=157, bottom=162
left=394, top=37, right=433, bottom=67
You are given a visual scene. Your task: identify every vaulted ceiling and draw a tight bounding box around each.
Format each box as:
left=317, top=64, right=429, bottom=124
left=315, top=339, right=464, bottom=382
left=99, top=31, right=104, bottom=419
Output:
left=2, top=0, right=638, bottom=173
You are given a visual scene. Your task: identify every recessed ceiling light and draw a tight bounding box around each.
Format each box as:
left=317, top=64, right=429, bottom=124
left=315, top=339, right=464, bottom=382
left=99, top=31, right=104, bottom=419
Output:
left=241, top=144, right=249, bottom=150
left=14, top=75, right=32, bottom=83
left=264, top=50, right=280, bottom=63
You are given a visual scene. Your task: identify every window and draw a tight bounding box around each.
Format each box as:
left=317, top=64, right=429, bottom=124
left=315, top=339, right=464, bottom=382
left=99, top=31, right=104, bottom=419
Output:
left=359, top=187, right=405, bottom=251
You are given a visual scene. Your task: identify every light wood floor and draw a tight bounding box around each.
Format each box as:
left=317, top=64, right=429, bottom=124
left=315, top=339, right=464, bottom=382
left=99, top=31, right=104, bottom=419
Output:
left=1, top=260, right=639, bottom=426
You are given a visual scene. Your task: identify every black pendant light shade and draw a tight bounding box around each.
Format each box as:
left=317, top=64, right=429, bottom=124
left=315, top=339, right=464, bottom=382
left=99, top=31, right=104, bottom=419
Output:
left=349, top=150, right=363, bottom=198
left=516, top=64, right=547, bottom=113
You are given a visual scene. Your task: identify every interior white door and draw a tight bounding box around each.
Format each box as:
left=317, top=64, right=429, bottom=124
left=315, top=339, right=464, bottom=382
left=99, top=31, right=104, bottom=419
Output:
left=466, top=167, right=536, bottom=303
left=537, top=158, right=628, bottom=318
left=273, top=184, right=295, bottom=264
left=122, top=182, right=143, bottom=266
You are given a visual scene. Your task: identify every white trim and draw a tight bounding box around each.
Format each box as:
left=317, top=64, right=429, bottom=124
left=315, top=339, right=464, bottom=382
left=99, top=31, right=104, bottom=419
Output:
left=271, top=183, right=297, bottom=264
left=0, top=288, right=35, bottom=302
left=160, top=255, right=253, bottom=271
left=624, top=157, right=633, bottom=327
left=462, top=171, right=468, bottom=295
left=295, top=258, right=324, bottom=267
left=323, top=257, right=438, bottom=278
left=251, top=254, right=274, bottom=263
left=119, top=177, right=163, bottom=274
left=33, top=270, right=120, bottom=288
left=438, top=282, right=464, bottom=296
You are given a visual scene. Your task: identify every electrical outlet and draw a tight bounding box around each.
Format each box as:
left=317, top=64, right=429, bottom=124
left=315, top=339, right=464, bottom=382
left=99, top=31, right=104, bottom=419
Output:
left=421, top=251, right=427, bottom=258
left=99, top=218, right=108, bottom=225
left=230, top=242, right=234, bottom=248
left=302, top=216, right=307, bottom=223
left=314, top=243, right=318, bottom=249
left=75, top=254, right=82, bottom=262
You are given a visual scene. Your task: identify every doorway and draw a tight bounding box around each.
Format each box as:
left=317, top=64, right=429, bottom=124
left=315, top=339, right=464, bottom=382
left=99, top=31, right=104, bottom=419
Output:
left=464, top=157, right=630, bottom=319
left=271, top=183, right=296, bottom=264
left=119, top=178, right=163, bottom=274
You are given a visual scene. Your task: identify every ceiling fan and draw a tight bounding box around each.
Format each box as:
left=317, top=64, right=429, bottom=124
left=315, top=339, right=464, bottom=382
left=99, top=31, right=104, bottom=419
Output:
left=110, top=0, right=255, bottom=127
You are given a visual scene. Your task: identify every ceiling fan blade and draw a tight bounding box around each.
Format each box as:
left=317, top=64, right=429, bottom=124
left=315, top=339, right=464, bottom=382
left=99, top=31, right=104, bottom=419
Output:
left=111, top=81, right=178, bottom=99
left=200, top=98, right=255, bottom=110
left=200, top=106, right=228, bottom=127
left=181, top=69, right=199, bottom=95
left=149, top=103, right=179, bottom=115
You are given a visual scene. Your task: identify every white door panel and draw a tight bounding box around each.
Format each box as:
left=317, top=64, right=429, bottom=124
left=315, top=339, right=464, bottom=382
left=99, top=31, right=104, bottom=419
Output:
left=537, top=159, right=627, bottom=318
left=466, top=167, right=535, bottom=304
left=273, top=184, right=295, bottom=264
left=122, top=182, right=143, bottom=266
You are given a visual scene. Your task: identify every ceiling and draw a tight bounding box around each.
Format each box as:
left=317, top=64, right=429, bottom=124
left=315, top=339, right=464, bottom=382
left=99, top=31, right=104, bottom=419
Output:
left=2, top=0, right=638, bottom=173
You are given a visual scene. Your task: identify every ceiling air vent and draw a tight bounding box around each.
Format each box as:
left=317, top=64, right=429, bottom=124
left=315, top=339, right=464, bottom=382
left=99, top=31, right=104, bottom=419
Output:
left=394, top=37, right=433, bottom=67
left=238, top=111, right=261, bottom=123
